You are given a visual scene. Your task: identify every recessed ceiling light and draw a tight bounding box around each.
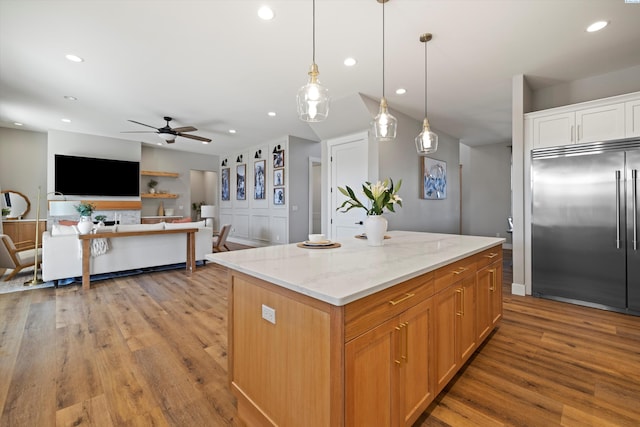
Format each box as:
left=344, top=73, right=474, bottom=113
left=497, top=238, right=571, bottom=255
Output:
left=64, top=95, right=78, bottom=101
left=13, top=122, right=23, bottom=126
left=229, top=129, right=237, bottom=134
left=65, top=54, right=84, bottom=63
left=258, top=6, right=275, bottom=20
left=268, top=111, right=276, bottom=117
left=395, top=88, right=407, bottom=95
left=587, top=21, right=608, bottom=32
left=61, top=118, right=71, bottom=123
left=344, top=57, right=357, bottom=67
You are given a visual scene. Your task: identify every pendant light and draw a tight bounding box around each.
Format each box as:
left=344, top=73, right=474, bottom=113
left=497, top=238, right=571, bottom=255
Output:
left=372, top=0, right=397, bottom=142
left=415, top=33, right=438, bottom=155
left=297, top=0, right=329, bottom=122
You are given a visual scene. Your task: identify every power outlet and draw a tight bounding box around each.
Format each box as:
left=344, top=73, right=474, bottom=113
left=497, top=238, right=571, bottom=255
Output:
left=261, top=304, right=276, bottom=324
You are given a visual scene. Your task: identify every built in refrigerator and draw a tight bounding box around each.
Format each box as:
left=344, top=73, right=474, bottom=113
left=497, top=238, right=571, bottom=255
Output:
left=531, top=138, right=640, bottom=315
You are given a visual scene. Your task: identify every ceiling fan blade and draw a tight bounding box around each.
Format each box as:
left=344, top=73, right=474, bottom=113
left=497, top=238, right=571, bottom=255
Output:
left=172, top=126, right=197, bottom=133
left=128, top=120, right=159, bottom=130
left=179, top=133, right=212, bottom=143
left=121, top=131, right=157, bottom=134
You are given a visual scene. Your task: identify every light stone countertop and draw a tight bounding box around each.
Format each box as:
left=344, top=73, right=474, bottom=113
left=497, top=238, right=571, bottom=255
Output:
left=205, top=231, right=505, bottom=306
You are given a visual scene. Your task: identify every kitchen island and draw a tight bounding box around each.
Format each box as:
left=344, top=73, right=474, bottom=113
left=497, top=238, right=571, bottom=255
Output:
left=207, top=231, right=504, bottom=426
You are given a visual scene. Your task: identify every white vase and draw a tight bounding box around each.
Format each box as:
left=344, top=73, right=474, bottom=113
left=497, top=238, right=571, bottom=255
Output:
left=365, top=215, right=387, bottom=246
left=77, top=216, right=93, bottom=234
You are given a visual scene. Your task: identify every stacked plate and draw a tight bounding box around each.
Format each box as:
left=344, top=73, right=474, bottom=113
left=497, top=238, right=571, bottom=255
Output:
left=302, top=239, right=334, bottom=247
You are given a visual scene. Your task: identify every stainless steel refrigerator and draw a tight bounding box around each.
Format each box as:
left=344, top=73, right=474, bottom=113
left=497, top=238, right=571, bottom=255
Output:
left=532, top=138, right=640, bottom=314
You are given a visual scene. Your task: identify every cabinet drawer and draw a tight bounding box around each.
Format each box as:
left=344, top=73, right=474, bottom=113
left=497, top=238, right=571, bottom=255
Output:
left=434, top=257, right=477, bottom=293
left=475, top=246, right=502, bottom=269
left=344, top=272, right=434, bottom=342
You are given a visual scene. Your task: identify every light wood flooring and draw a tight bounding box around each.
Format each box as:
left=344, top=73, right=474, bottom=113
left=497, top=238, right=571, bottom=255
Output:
left=1, top=250, right=639, bottom=426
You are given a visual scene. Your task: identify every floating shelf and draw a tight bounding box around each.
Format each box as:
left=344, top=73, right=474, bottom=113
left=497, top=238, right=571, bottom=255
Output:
left=141, top=193, right=178, bottom=199
left=141, top=170, right=179, bottom=178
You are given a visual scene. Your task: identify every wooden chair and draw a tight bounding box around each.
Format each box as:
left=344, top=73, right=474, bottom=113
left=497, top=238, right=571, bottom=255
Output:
left=213, top=224, right=232, bottom=252
left=0, top=234, right=42, bottom=281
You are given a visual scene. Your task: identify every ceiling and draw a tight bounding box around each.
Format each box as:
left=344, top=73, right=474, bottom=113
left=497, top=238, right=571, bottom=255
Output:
left=1, top=0, right=640, bottom=156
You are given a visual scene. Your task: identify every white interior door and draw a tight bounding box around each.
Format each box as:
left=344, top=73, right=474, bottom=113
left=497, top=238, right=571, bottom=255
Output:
left=329, top=134, right=368, bottom=240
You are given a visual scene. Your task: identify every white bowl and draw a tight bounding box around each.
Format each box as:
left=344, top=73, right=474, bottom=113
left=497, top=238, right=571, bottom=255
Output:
left=308, top=233, right=326, bottom=243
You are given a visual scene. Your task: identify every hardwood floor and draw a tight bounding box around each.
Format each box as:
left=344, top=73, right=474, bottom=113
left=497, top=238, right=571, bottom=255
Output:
left=1, top=249, right=639, bottom=426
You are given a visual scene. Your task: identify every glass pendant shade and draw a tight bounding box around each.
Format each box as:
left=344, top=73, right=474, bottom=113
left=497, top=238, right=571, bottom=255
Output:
left=415, top=117, right=438, bottom=155
left=297, top=63, right=329, bottom=122
left=372, top=97, right=397, bottom=141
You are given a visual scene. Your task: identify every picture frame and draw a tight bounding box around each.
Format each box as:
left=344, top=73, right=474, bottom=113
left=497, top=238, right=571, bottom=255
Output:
left=254, top=160, right=266, bottom=199
left=236, top=164, right=246, bottom=200
left=273, top=169, right=284, bottom=187
left=221, top=167, right=230, bottom=201
left=421, top=157, right=447, bottom=200
left=273, top=187, right=285, bottom=205
left=273, top=150, right=284, bottom=168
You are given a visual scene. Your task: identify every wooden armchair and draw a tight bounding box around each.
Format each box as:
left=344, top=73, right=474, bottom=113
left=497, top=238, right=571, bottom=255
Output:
left=213, top=224, right=232, bottom=252
left=0, top=234, right=42, bottom=281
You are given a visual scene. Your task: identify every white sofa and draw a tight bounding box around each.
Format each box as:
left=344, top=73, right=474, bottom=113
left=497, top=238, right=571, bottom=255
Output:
left=42, top=221, right=213, bottom=283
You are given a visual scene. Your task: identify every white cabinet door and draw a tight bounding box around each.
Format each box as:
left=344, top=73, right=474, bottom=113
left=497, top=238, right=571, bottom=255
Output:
left=532, top=112, right=575, bottom=148
left=626, top=100, right=640, bottom=138
left=576, top=103, right=625, bottom=143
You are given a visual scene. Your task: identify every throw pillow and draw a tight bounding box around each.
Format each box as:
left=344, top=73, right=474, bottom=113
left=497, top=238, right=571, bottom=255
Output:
left=59, top=220, right=78, bottom=226
left=172, top=217, right=192, bottom=223
left=51, top=224, right=78, bottom=236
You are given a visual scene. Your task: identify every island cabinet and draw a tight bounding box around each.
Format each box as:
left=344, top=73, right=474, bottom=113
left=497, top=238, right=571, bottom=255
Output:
left=220, top=234, right=504, bottom=427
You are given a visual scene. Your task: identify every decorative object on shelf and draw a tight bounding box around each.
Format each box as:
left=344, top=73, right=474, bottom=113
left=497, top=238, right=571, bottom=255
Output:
left=337, top=178, right=402, bottom=246
left=274, top=188, right=285, bottom=205
left=236, top=164, right=246, bottom=200
left=94, top=215, right=107, bottom=227
left=148, top=179, right=158, bottom=194
left=221, top=168, right=230, bottom=201
left=254, top=149, right=262, bottom=159
left=254, top=160, right=266, bottom=199
left=164, top=208, right=174, bottom=216
left=273, top=169, right=284, bottom=187
left=157, top=201, right=164, bottom=216
left=1, top=207, right=10, bottom=217
left=273, top=149, right=284, bottom=168
left=74, top=202, right=96, bottom=217
left=191, top=201, right=204, bottom=220
left=415, top=32, right=438, bottom=155
left=372, top=0, right=397, bottom=142
left=296, top=0, right=329, bottom=122
left=421, top=157, right=447, bottom=199
left=77, top=216, right=93, bottom=235
left=200, top=205, right=215, bottom=227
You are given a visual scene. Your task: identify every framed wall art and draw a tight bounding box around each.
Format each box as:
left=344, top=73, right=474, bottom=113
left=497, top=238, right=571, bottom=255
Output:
left=273, top=150, right=284, bottom=168
left=421, top=157, right=447, bottom=200
left=221, top=167, right=230, bottom=201
left=236, top=164, right=246, bottom=200
left=273, top=187, right=285, bottom=205
left=254, top=160, right=266, bottom=199
left=273, top=169, right=284, bottom=187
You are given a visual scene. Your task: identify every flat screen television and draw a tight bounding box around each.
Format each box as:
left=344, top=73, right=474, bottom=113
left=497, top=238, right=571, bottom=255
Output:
left=55, top=154, right=140, bottom=197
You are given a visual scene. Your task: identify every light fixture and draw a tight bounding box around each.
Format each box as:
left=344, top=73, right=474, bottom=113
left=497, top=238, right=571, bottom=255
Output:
left=268, top=111, right=277, bottom=117
left=344, top=57, right=357, bottom=67
left=296, top=0, right=330, bottom=122
left=49, top=200, right=76, bottom=217
left=415, top=33, right=438, bottom=156
left=587, top=20, right=608, bottom=32
left=64, top=95, right=77, bottom=101
left=65, top=54, right=84, bottom=63
left=236, top=155, right=243, bottom=163
left=229, top=129, right=236, bottom=134
left=13, top=122, right=23, bottom=126
left=255, top=149, right=262, bottom=159
left=61, top=118, right=71, bottom=123
left=273, top=144, right=281, bottom=153
left=158, top=132, right=176, bottom=142
left=395, top=88, right=406, bottom=95
left=200, top=205, right=216, bottom=228
left=221, top=159, right=228, bottom=166
left=258, top=6, right=275, bottom=20
left=372, top=0, right=397, bottom=142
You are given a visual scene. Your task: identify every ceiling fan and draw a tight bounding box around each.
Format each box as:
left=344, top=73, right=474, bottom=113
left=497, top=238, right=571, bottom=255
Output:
left=123, top=116, right=212, bottom=144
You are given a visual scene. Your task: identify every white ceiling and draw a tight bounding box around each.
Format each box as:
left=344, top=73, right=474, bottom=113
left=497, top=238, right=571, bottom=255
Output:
left=1, top=0, right=640, bottom=156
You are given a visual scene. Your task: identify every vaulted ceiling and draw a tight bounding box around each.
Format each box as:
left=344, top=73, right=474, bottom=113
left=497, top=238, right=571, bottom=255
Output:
left=1, top=0, right=640, bottom=155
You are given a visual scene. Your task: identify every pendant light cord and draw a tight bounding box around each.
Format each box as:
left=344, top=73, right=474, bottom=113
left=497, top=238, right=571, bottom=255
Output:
left=424, top=39, right=428, bottom=116
left=312, top=0, right=316, bottom=64
left=382, top=0, right=386, bottom=98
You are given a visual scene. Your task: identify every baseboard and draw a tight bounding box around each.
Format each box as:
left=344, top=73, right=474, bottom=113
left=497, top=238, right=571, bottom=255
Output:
left=511, top=282, right=526, bottom=296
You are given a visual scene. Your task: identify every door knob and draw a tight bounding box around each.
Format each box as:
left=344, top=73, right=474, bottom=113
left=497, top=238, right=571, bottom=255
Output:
left=355, top=221, right=363, bottom=225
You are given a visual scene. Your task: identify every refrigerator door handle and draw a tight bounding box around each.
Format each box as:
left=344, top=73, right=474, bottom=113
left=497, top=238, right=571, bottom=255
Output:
left=633, top=169, right=638, bottom=251
left=616, top=170, right=621, bottom=249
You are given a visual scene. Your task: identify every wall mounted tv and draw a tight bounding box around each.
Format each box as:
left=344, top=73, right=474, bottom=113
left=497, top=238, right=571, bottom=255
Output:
left=55, top=154, right=140, bottom=197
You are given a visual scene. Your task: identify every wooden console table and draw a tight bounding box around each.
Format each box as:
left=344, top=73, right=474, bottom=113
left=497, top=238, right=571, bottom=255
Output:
left=77, top=228, right=198, bottom=290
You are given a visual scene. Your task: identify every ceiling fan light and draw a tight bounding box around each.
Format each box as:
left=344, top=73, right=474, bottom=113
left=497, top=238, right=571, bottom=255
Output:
left=372, top=97, right=397, bottom=141
left=158, top=132, right=176, bottom=142
left=415, top=118, right=438, bottom=155
left=297, top=63, right=330, bottom=122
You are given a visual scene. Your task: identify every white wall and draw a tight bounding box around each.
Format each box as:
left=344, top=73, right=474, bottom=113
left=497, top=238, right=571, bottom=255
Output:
left=460, top=142, right=512, bottom=246
left=0, top=127, right=47, bottom=220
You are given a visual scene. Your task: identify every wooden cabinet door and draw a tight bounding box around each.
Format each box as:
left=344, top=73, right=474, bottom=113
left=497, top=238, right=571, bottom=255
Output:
left=532, top=112, right=575, bottom=148
left=576, top=103, right=625, bottom=143
left=433, top=285, right=458, bottom=393
left=398, top=298, right=434, bottom=427
left=458, top=276, right=477, bottom=364
left=476, top=266, right=493, bottom=343
left=491, top=262, right=503, bottom=326
left=345, top=318, right=398, bottom=427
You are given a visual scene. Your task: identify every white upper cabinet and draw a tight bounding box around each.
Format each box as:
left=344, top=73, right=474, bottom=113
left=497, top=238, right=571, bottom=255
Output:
left=526, top=91, right=640, bottom=149
left=626, top=100, right=640, bottom=138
